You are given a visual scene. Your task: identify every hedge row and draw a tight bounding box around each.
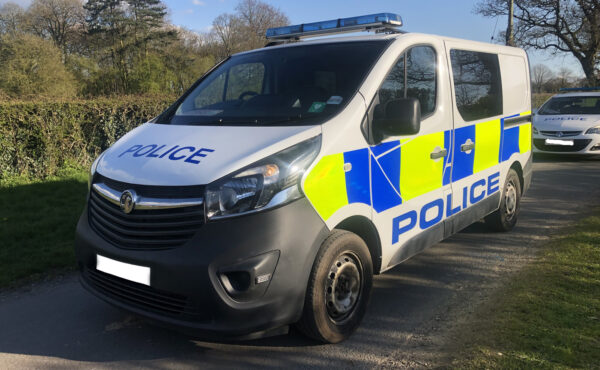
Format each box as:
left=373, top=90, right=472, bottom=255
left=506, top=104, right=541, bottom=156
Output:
left=0, top=93, right=552, bottom=181
left=0, top=96, right=175, bottom=180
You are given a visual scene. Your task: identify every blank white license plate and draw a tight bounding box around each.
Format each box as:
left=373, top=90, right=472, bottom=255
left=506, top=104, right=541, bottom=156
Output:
left=545, top=139, right=574, bottom=146
left=96, top=255, right=150, bottom=286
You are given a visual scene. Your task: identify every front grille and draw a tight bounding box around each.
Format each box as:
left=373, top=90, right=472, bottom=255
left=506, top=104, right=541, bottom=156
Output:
left=88, top=176, right=205, bottom=250
left=533, top=139, right=592, bottom=152
left=96, top=174, right=205, bottom=199
left=540, top=130, right=582, bottom=137
left=84, top=267, right=195, bottom=317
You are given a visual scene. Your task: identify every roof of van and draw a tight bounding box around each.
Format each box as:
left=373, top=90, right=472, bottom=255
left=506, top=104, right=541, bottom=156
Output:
left=234, top=32, right=525, bottom=56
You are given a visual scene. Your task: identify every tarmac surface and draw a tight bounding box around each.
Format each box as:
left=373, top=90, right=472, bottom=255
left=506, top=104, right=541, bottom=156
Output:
left=1, top=155, right=599, bottom=369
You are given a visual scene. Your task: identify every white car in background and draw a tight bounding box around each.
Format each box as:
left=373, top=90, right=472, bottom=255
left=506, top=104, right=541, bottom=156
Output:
left=533, top=91, right=600, bottom=155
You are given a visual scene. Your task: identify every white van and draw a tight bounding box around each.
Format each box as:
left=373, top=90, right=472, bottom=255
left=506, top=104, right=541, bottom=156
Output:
left=76, top=13, right=532, bottom=343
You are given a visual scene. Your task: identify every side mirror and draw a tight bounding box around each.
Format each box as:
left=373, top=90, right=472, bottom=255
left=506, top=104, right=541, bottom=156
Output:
left=373, top=97, right=421, bottom=137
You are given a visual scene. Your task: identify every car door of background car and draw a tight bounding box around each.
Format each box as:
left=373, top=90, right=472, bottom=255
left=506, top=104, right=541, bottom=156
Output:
left=369, top=40, right=455, bottom=271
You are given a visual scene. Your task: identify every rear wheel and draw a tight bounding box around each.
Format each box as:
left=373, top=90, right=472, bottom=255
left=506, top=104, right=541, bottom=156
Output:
left=296, top=230, right=373, bottom=343
left=485, top=168, right=521, bottom=231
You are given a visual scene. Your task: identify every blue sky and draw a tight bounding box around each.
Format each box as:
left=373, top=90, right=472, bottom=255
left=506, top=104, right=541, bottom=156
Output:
left=164, top=0, right=581, bottom=76
left=0, top=0, right=582, bottom=76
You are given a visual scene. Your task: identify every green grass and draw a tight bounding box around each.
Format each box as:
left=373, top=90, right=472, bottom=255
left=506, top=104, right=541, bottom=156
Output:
left=452, top=212, right=600, bottom=369
left=0, top=168, right=88, bottom=288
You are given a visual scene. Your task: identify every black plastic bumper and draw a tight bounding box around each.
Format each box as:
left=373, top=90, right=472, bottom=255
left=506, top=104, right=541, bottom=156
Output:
left=75, top=197, right=329, bottom=340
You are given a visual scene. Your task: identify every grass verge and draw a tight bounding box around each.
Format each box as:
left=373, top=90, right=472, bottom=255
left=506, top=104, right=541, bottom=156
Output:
left=0, top=168, right=88, bottom=288
left=451, top=211, right=600, bottom=369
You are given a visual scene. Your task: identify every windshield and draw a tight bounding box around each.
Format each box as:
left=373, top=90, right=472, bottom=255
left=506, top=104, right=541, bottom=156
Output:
left=538, top=96, right=600, bottom=115
left=161, top=41, right=391, bottom=126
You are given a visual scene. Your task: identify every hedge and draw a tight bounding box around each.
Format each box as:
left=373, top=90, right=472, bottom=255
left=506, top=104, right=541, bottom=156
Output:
left=0, top=96, right=175, bottom=180
left=0, top=93, right=552, bottom=181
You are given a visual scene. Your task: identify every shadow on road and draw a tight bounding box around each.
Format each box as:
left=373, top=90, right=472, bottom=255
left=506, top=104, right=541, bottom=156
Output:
left=1, top=157, right=599, bottom=368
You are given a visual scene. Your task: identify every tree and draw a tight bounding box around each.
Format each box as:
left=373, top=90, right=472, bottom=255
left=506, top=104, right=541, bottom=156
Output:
left=0, top=33, right=77, bottom=97
left=209, top=0, right=289, bottom=59
left=83, top=0, right=174, bottom=94
left=531, top=64, right=553, bottom=93
left=235, top=0, right=288, bottom=50
left=127, top=0, right=174, bottom=54
left=475, top=0, right=600, bottom=86
left=210, top=13, right=243, bottom=59
left=26, top=0, right=86, bottom=55
left=556, top=66, right=573, bottom=87
left=0, top=2, right=25, bottom=35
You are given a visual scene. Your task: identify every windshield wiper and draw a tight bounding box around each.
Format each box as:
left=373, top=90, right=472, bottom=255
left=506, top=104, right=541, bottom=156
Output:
left=258, top=115, right=312, bottom=125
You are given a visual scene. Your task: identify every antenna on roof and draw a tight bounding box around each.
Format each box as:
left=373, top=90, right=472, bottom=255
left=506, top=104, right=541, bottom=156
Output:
left=265, top=13, right=403, bottom=41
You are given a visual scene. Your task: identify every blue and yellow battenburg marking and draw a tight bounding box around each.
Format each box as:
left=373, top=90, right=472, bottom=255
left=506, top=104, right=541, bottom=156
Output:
left=304, top=112, right=531, bottom=221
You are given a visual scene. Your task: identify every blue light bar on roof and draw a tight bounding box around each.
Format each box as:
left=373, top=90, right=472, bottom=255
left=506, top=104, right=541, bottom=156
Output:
left=266, top=13, right=403, bottom=40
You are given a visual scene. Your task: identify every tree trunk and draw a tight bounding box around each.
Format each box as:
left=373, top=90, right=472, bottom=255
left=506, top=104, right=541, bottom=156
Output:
left=579, top=55, right=599, bottom=87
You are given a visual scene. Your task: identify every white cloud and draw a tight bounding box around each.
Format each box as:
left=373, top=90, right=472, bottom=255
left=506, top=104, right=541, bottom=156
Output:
left=184, top=8, right=194, bottom=14
left=192, top=0, right=205, bottom=5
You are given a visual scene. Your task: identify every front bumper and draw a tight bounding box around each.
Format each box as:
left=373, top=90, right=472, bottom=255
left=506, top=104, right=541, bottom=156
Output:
left=75, top=197, right=329, bottom=340
left=532, top=133, right=600, bottom=154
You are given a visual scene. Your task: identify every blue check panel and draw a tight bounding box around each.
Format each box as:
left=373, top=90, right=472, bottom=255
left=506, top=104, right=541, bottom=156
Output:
left=443, top=130, right=453, bottom=186
left=452, top=125, right=475, bottom=182
left=501, top=126, right=520, bottom=162
left=343, top=148, right=371, bottom=205
left=371, top=153, right=402, bottom=213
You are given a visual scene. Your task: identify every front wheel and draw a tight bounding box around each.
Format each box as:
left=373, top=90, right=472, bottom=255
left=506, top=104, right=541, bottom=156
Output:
left=484, top=168, right=522, bottom=231
left=296, top=230, right=373, bottom=343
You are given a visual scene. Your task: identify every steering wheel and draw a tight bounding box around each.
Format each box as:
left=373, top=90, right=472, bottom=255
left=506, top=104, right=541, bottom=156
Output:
left=238, top=91, right=259, bottom=101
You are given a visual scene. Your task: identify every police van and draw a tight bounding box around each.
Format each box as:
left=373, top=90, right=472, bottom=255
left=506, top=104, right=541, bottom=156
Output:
left=76, top=13, right=532, bottom=343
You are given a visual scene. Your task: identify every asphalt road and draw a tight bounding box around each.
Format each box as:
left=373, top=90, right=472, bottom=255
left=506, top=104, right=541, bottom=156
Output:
left=1, top=155, right=599, bottom=369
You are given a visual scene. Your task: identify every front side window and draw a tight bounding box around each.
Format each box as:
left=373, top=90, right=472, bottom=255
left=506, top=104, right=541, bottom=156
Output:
left=164, top=41, right=391, bottom=126
left=538, top=96, right=600, bottom=115
left=450, top=49, right=502, bottom=121
left=378, top=45, right=437, bottom=116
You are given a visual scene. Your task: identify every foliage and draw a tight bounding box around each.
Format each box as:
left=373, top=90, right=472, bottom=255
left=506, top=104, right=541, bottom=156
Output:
left=0, top=0, right=286, bottom=98
left=0, top=96, right=175, bottom=180
left=27, top=0, right=85, bottom=54
left=0, top=33, right=77, bottom=98
left=0, top=2, right=25, bottom=35
left=207, top=0, right=288, bottom=59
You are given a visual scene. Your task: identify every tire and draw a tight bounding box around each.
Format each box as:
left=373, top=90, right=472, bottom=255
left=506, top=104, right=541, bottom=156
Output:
left=296, top=230, right=373, bottom=343
left=484, top=168, right=522, bottom=232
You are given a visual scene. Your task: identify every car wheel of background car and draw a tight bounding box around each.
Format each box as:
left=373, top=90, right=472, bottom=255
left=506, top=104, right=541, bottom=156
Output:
left=485, top=168, right=522, bottom=232
left=296, top=230, right=373, bottom=343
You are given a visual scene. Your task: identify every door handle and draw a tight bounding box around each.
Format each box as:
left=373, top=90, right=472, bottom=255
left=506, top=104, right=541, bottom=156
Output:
left=461, top=140, right=475, bottom=152
left=430, top=147, right=448, bottom=160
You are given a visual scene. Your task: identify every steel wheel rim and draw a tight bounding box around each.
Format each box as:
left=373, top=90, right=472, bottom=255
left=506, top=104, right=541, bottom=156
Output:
left=505, top=180, right=518, bottom=220
left=325, top=252, right=363, bottom=324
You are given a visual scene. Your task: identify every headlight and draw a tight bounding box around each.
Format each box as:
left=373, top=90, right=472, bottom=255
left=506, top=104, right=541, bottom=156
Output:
left=205, top=135, right=321, bottom=220
left=88, top=153, right=104, bottom=189
left=533, top=126, right=539, bottom=134
left=585, top=125, right=600, bottom=135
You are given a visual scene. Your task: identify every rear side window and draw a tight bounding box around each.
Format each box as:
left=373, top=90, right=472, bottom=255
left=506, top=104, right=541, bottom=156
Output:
left=450, top=50, right=502, bottom=121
